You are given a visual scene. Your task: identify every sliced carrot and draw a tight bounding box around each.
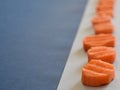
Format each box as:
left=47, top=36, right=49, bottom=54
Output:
left=93, top=22, right=114, bottom=34
left=98, top=0, right=115, bottom=14
left=87, top=46, right=116, bottom=63
left=83, top=34, right=115, bottom=51
left=97, top=10, right=114, bottom=17
left=84, top=64, right=114, bottom=81
left=99, top=0, right=115, bottom=5
left=82, top=68, right=109, bottom=86
left=82, top=60, right=115, bottom=86
left=99, top=2, right=114, bottom=6
left=92, top=15, right=111, bottom=25
left=89, top=59, right=114, bottom=70
left=89, top=60, right=115, bottom=78
left=99, top=0, right=115, bottom=3
left=97, top=4, right=114, bottom=11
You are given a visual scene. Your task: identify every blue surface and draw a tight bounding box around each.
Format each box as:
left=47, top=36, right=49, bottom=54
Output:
left=0, top=0, right=87, bottom=90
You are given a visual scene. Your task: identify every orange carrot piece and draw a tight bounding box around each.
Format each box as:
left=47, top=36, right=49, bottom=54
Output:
left=97, top=10, right=114, bottom=17
left=99, top=0, right=115, bottom=6
left=84, top=64, right=114, bottom=81
left=97, top=0, right=115, bottom=15
left=92, top=15, right=111, bottom=25
left=89, top=59, right=114, bottom=70
left=97, top=4, right=114, bottom=11
left=87, top=46, right=116, bottom=63
left=89, top=60, right=115, bottom=79
left=82, top=68, right=109, bottom=86
left=83, top=34, right=115, bottom=51
left=82, top=60, right=115, bottom=86
left=93, top=22, right=114, bottom=34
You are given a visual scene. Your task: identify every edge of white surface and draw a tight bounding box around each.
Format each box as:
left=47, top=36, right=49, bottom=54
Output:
left=57, top=0, right=120, bottom=90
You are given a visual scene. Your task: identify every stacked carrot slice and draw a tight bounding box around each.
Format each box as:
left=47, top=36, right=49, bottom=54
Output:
left=81, top=0, right=116, bottom=86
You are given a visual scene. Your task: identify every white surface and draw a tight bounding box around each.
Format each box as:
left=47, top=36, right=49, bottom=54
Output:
left=57, top=0, right=120, bottom=90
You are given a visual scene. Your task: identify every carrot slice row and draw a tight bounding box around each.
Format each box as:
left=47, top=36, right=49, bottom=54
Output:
left=81, top=0, right=116, bottom=87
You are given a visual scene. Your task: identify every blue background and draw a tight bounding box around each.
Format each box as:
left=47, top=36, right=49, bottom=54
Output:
left=0, top=0, right=87, bottom=90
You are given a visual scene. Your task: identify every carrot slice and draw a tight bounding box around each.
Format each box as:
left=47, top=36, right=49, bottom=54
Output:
left=82, top=60, right=115, bottom=86
left=87, top=46, right=116, bottom=63
left=84, top=64, right=114, bottom=81
left=99, top=0, right=115, bottom=5
left=99, top=2, right=114, bottom=6
left=82, top=68, right=109, bottom=86
left=93, top=22, right=114, bottom=34
left=89, top=59, right=115, bottom=79
left=98, top=0, right=115, bottom=13
left=97, top=4, right=114, bottom=11
left=92, top=15, right=111, bottom=25
left=97, top=10, right=114, bottom=17
left=83, top=34, right=115, bottom=51
left=89, top=59, right=114, bottom=70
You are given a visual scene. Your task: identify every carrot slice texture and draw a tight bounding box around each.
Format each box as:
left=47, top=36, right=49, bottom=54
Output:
left=89, top=59, right=114, bottom=70
left=93, top=22, right=114, bottom=34
left=92, top=15, right=111, bottom=25
left=97, top=4, right=114, bottom=11
left=87, top=46, right=116, bottom=63
left=82, top=68, right=109, bottom=86
left=99, top=0, right=115, bottom=6
left=97, top=0, right=115, bottom=18
left=89, top=59, right=115, bottom=79
left=82, top=60, right=115, bottom=86
left=83, top=34, right=115, bottom=51
left=84, top=64, right=114, bottom=81
left=97, top=10, right=114, bottom=17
